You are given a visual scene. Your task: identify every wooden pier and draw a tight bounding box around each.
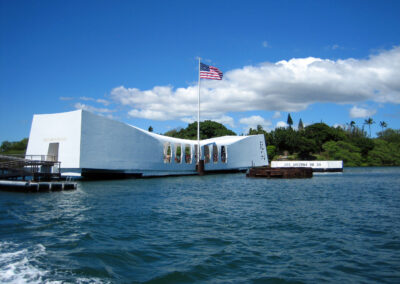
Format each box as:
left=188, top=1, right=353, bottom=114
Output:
left=247, top=166, right=313, bottom=179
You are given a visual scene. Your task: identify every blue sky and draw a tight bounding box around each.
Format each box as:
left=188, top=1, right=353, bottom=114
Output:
left=1, top=0, right=400, bottom=142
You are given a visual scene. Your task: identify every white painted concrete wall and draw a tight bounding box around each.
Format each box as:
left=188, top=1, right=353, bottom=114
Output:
left=80, top=110, right=167, bottom=171
left=26, top=110, right=82, bottom=168
left=203, top=134, right=268, bottom=170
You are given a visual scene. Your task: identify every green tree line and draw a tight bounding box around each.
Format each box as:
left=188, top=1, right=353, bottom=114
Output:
left=248, top=118, right=400, bottom=167
left=0, top=138, right=28, bottom=155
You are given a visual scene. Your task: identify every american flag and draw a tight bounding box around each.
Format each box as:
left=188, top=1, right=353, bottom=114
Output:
left=200, top=63, right=223, bottom=80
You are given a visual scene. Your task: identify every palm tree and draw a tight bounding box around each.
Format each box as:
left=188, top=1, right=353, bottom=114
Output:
left=364, top=117, right=375, bottom=137
left=379, top=121, right=387, bottom=132
left=348, top=120, right=356, bottom=134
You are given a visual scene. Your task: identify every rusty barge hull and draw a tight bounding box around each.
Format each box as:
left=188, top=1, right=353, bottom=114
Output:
left=246, top=166, right=313, bottom=179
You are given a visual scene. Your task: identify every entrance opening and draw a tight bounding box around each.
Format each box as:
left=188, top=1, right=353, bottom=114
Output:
left=47, top=143, right=59, bottom=162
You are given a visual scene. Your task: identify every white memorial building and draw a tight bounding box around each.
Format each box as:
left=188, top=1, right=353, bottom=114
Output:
left=26, top=110, right=268, bottom=178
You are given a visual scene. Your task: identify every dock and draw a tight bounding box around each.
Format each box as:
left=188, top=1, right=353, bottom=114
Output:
left=0, top=180, right=76, bottom=192
left=247, top=166, right=313, bottom=179
left=0, top=154, right=77, bottom=192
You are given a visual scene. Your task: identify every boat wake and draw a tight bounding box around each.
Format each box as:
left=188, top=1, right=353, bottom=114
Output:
left=0, top=241, right=47, bottom=284
left=0, top=241, right=109, bottom=283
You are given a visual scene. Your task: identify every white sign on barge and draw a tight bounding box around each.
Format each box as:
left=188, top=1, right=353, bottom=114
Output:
left=271, top=160, right=343, bottom=172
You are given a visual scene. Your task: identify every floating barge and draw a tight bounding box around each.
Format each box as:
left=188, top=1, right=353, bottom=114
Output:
left=246, top=166, right=313, bottom=179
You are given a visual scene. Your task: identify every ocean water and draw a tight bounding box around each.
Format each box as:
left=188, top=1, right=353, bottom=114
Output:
left=1, top=167, right=400, bottom=283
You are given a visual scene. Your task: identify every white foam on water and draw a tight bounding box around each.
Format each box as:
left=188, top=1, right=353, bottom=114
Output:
left=1, top=242, right=111, bottom=283
left=0, top=241, right=48, bottom=284
left=75, top=278, right=111, bottom=284
left=1, top=241, right=112, bottom=283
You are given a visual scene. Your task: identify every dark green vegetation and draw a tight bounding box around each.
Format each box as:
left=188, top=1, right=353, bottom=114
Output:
left=248, top=122, right=400, bottom=167
left=0, top=138, right=28, bottom=155
left=164, top=120, right=236, bottom=140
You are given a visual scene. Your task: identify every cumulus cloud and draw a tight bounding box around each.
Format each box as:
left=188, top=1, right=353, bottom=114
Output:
left=239, top=115, right=272, bottom=132
left=349, top=106, right=377, bottom=118
left=111, top=46, right=400, bottom=122
left=276, top=121, right=288, bottom=128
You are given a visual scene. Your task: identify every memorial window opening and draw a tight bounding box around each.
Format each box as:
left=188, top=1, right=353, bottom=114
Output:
left=163, top=143, right=172, bottom=163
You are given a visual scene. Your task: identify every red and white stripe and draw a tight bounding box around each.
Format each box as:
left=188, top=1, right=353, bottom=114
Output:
left=200, top=66, right=223, bottom=80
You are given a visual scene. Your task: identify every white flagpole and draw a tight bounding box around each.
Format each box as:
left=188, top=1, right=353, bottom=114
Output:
left=197, top=57, right=201, bottom=164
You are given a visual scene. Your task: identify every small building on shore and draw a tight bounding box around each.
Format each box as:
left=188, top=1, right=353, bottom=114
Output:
left=26, top=110, right=268, bottom=178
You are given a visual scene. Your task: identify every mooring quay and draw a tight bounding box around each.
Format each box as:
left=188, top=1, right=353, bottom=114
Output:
left=0, top=180, right=76, bottom=192
left=0, top=154, right=77, bottom=192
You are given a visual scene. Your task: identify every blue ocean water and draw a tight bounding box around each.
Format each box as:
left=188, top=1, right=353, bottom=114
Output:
left=1, top=167, right=400, bottom=283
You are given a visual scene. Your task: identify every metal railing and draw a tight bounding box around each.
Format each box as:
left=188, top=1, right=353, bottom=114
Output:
left=0, top=154, right=61, bottom=181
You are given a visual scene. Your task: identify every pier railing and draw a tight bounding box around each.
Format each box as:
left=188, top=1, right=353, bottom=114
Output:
left=0, top=154, right=61, bottom=181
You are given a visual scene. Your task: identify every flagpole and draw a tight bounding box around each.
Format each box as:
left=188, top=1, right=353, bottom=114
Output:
left=197, top=57, right=201, bottom=164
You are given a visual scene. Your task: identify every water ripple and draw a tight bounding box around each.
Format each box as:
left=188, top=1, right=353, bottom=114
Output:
left=0, top=167, right=400, bottom=283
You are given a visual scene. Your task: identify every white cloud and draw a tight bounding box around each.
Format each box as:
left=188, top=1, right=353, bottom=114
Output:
left=214, top=115, right=235, bottom=128
left=111, top=46, right=400, bottom=122
left=79, top=96, right=111, bottom=106
left=276, top=121, right=288, bottom=128
left=349, top=106, right=377, bottom=118
left=333, top=123, right=345, bottom=128
left=273, top=111, right=281, bottom=118
left=74, top=103, right=114, bottom=114
left=239, top=115, right=271, bottom=130
left=79, top=96, right=92, bottom=101
left=96, top=99, right=110, bottom=106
